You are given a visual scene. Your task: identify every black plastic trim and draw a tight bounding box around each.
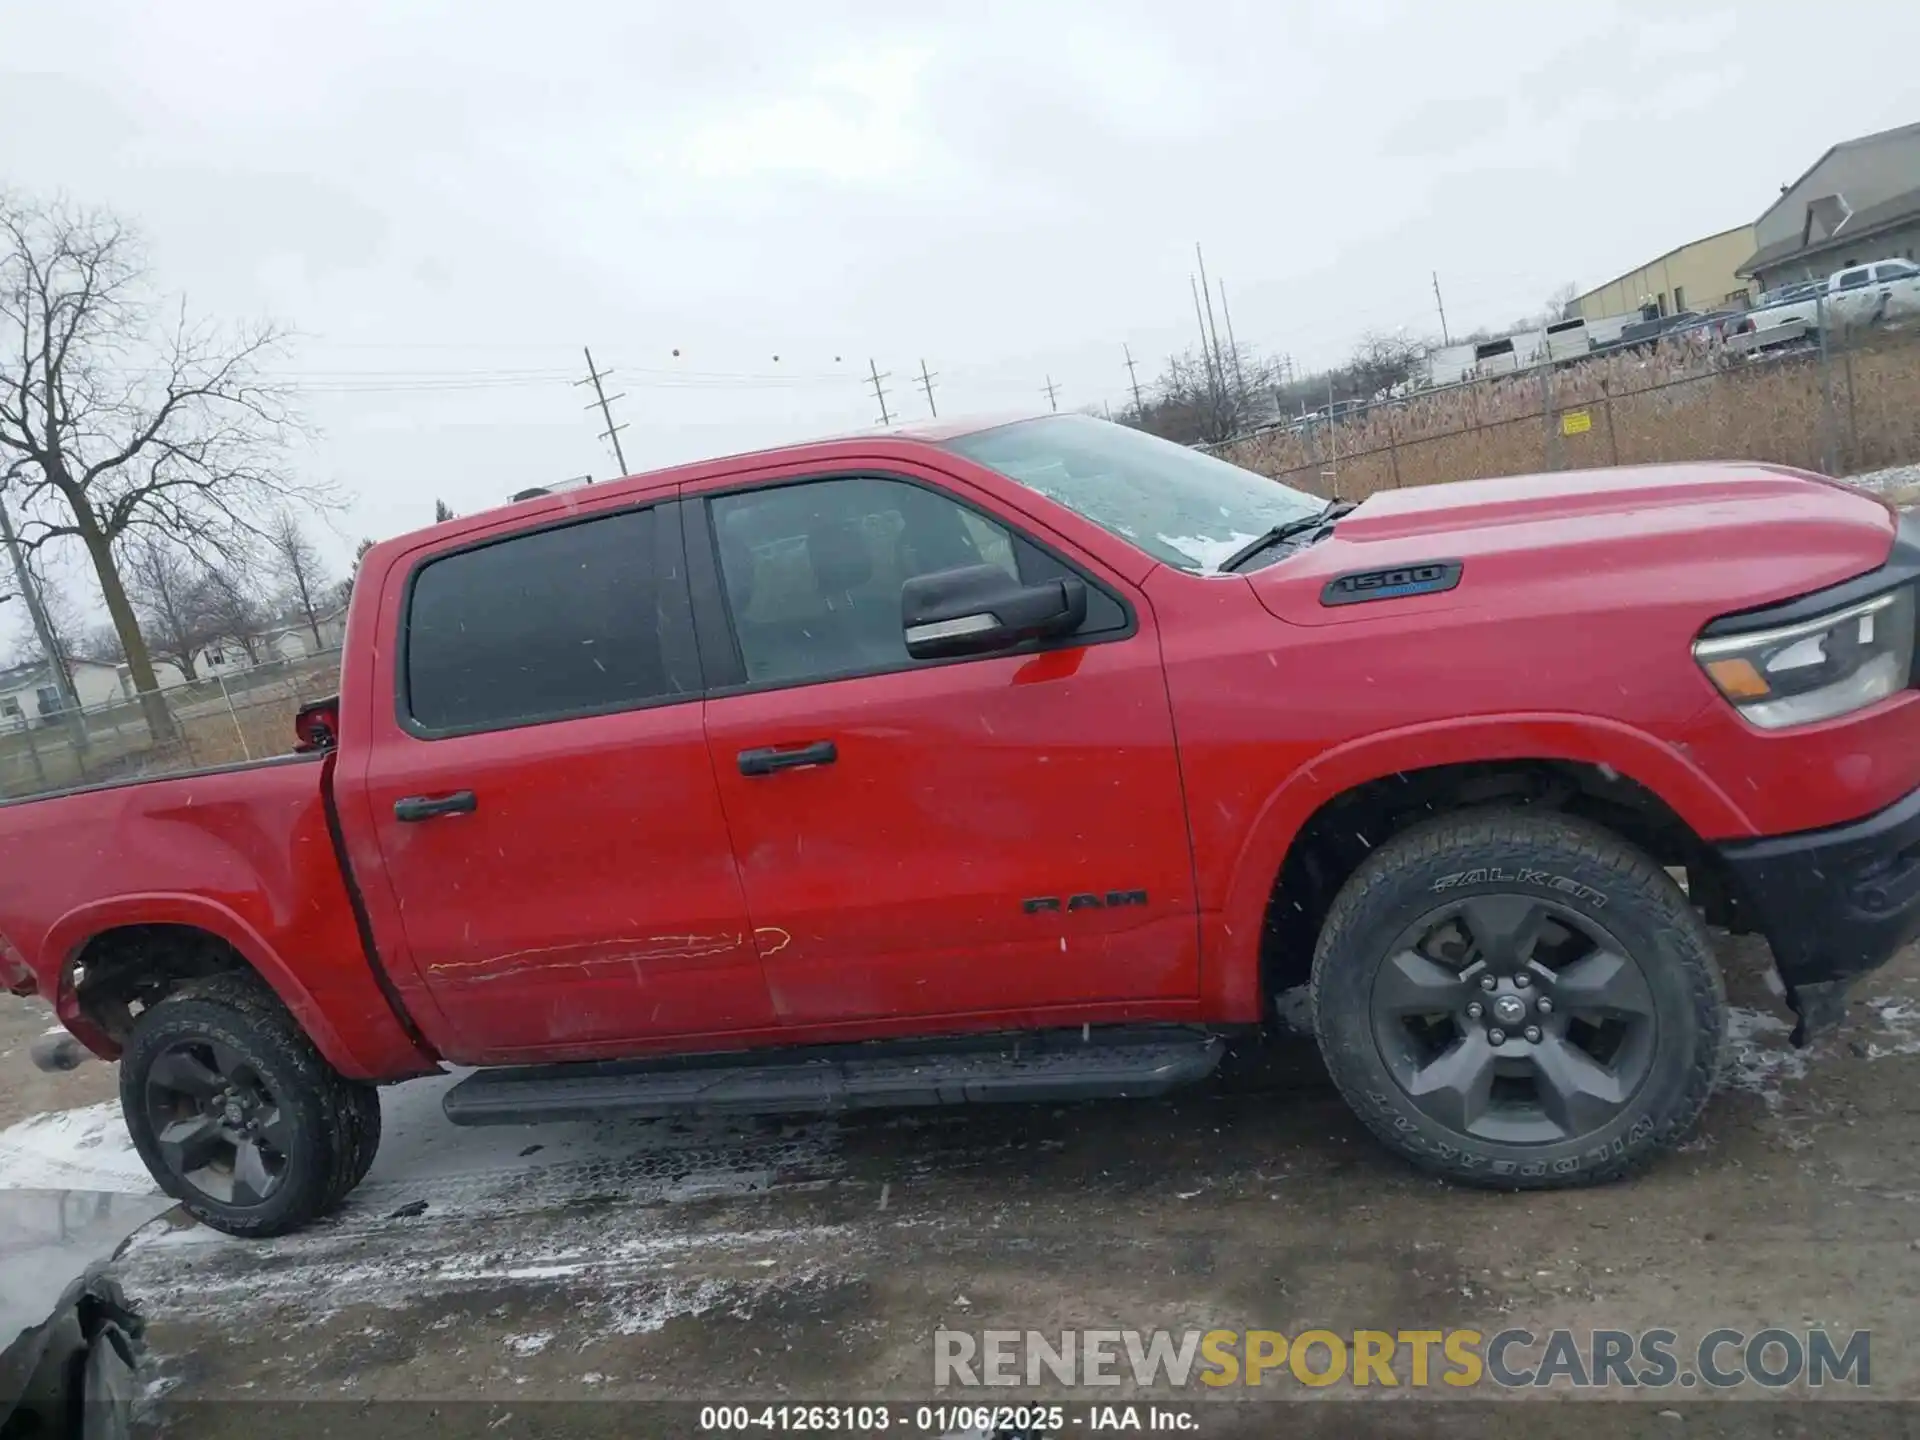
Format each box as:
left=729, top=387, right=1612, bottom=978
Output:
left=684, top=467, right=1138, bottom=700
left=441, top=1024, right=1225, bottom=1125
left=1699, top=509, right=1920, bottom=637
left=393, top=498, right=705, bottom=742
left=317, top=752, right=437, bottom=1064
left=1717, top=781, right=1920, bottom=1006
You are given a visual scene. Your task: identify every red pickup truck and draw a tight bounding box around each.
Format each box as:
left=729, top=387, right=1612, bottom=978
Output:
left=6, top=415, right=1920, bottom=1236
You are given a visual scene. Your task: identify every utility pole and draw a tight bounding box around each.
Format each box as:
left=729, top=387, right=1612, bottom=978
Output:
left=1122, top=343, right=1145, bottom=414
left=1195, top=243, right=1227, bottom=391
left=866, top=359, right=894, bottom=426
left=1432, top=271, right=1451, bottom=345
left=1218, top=278, right=1247, bottom=391
left=575, top=347, right=629, bottom=476
left=1041, top=375, right=1060, bottom=412
left=0, top=492, right=85, bottom=751
left=1190, top=276, right=1222, bottom=405
left=916, top=359, right=938, bottom=418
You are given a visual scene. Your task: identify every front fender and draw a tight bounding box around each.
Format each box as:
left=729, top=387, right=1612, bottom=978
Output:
left=44, top=893, right=418, bottom=1081
left=1202, top=711, right=1753, bottom=1019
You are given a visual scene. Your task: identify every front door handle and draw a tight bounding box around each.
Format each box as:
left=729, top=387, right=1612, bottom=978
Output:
left=394, top=790, right=478, bottom=822
left=737, top=741, right=837, bottom=777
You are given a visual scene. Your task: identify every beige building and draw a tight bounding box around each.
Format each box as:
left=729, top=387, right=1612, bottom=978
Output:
left=1571, top=225, right=1757, bottom=322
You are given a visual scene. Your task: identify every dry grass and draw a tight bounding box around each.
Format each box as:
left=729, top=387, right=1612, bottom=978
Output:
left=1226, top=329, right=1920, bottom=500
left=0, top=656, right=341, bottom=800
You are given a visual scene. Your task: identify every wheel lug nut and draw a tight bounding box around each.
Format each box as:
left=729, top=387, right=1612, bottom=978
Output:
left=1466, top=1002, right=1484, bottom=1020
left=1479, top=974, right=1497, bottom=992
left=1488, top=1027, right=1507, bottom=1045
left=1524, top=1025, right=1542, bottom=1044
left=1536, top=997, right=1553, bottom=1015
left=1513, top=972, right=1531, bottom=989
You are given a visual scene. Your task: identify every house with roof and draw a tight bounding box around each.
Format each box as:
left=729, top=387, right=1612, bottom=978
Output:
left=0, top=656, right=125, bottom=730
left=1739, top=121, right=1920, bottom=292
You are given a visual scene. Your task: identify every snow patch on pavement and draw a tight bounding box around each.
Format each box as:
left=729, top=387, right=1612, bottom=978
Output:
left=1723, top=1007, right=1807, bottom=1111
left=0, top=1101, right=155, bottom=1193
left=1845, top=463, right=1920, bottom=496
left=1859, top=996, right=1920, bottom=1059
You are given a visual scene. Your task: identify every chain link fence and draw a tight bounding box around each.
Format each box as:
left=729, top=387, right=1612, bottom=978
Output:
left=0, top=649, right=342, bottom=801
left=1215, top=305, right=1920, bottom=502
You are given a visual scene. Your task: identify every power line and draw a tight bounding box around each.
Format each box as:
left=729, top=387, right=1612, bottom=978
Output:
left=866, top=359, right=894, bottom=426
left=1041, top=375, right=1060, bottom=412
left=916, top=359, right=938, bottom=418
left=1122, top=343, right=1144, bottom=413
left=575, top=346, right=629, bottom=476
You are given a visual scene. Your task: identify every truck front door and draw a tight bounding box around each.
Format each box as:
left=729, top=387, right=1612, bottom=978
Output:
left=686, top=466, right=1200, bottom=1029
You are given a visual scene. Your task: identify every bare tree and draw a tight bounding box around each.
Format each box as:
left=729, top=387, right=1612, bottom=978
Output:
left=199, top=560, right=265, bottom=664
left=0, top=194, right=335, bottom=739
left=124, top=538, right=220, bottom=682
left=73, top=622, right=125, bottom=666
left=267, top=509, right=331, bottom=648
left=434, top=498, right=455, bottom=522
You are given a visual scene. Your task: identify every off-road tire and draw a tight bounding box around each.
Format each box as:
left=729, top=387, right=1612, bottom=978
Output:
left=120, top=972, right=382, bottom=1237
left=1311, top=809, right=1725, bottom=1188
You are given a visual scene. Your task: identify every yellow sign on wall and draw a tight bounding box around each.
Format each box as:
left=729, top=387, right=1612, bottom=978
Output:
left=1561, top=410, right=1593, bottom=436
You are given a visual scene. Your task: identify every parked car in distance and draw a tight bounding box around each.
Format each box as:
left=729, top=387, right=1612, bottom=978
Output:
left=1743, top=258, right=1920, bottom=336
left=7, top=416, right=1920, bottom=1237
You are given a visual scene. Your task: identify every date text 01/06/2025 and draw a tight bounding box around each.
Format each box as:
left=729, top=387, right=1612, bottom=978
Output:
left=697, top=1403, right=1196, bottom=1432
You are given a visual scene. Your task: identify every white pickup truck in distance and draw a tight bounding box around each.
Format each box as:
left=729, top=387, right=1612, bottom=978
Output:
left=1740, top=259, right=1920, bottom=340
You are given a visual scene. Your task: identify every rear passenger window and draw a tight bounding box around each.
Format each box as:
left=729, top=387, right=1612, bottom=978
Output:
left=1836, top=269, right=1871, bottom=290
left=405, top=508, right=692, bottom=733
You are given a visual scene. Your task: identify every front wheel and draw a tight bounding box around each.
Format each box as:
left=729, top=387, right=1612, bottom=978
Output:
left=120, top=973, right=381, bottom=1237
left=1311, top=811, right=1725, bottom=1187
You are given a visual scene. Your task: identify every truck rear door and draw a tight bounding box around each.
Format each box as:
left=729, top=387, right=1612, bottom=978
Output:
left=683, top=461, right=1199, bottom=1030
left=337, top=496, right=773, bottom=1063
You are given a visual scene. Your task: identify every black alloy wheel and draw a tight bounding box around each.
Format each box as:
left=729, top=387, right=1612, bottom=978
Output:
left=141, top=1037, right=292, bottom=1206
left=1370, top=894, right=1656, bottom=1144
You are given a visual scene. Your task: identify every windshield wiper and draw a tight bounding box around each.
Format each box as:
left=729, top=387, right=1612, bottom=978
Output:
left=1220, top=500, right=1358, bottom=573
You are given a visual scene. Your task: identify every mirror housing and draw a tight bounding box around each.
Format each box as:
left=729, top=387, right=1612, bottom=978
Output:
left=901, top=565, right=1088, bottom=660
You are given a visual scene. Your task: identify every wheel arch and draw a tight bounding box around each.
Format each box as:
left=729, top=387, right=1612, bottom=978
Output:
left=1207, top=714, right=1754, bottom=1019
left=48, top=896, right=377, bottom=1078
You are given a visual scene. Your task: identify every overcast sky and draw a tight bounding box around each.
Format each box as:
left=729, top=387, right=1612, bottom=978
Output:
left=2, top=0, right=1917, bottom=592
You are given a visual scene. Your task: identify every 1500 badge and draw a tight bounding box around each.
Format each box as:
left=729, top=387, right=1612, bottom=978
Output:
left=1322, top=560, right=1463, bottom=606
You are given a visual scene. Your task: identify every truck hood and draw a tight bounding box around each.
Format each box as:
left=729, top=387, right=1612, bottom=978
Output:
left=1246, top=461, right=1897, bottom=627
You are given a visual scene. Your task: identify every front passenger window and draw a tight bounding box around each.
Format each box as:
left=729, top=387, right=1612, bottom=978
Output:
left=710, top=477, right=1121, bottom=687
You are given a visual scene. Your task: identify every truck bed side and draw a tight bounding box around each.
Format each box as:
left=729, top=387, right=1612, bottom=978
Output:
left=0, top=752, right=435, bottom=1080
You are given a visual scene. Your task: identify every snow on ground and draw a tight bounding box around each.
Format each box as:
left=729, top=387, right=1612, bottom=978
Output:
left=1846, top=463, right=1920, bottom=497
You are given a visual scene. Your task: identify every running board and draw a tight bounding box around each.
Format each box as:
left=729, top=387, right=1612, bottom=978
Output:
left=442, top=1026, right=1226, bottom=1127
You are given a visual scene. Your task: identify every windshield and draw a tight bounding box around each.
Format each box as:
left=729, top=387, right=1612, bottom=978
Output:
left=944, top=414, right=1321, bottom=574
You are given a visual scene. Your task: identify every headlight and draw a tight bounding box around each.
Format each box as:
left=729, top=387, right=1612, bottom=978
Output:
left=1694, top=587, right=1915, bottom=728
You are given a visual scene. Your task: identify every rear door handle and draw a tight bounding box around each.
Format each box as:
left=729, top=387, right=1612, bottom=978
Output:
left=737, top=741, right=837, bottom=777
left=394, top=790, right=478, bottom=822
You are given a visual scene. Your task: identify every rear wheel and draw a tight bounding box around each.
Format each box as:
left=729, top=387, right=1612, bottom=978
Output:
left=120, top=973, right=381, bottom=1236
left=1311, top=810, right=1724, bottom=1187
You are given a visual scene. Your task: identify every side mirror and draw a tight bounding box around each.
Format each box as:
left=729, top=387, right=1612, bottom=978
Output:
left=901, top=565, right=1088, bottom=660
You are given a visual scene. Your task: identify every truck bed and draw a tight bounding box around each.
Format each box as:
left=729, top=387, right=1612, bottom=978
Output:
left=0, top=752, right=431, bottom=1080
